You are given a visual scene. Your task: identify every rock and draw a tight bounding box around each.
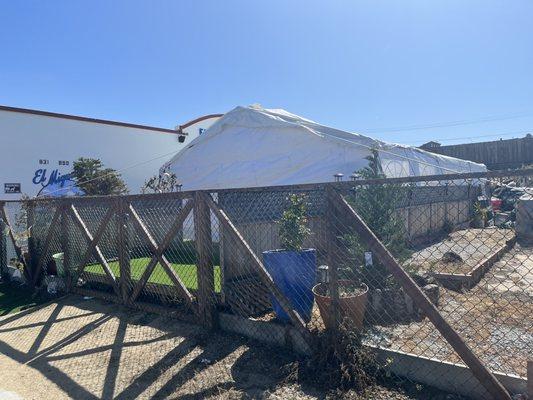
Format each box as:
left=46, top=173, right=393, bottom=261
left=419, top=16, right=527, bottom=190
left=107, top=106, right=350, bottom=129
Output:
left=393, top=289, right=407, bottom=316
left=422, top=284, right=440, bottom=306
left=371, top=289, right=382, bottom=313
left=7, top=266, right=25, bottom=284
left=404, top=291, right=414, bottom=315
left=441, top=251, right=462, bottom=264
left=413, top=271, right=436, bottom=286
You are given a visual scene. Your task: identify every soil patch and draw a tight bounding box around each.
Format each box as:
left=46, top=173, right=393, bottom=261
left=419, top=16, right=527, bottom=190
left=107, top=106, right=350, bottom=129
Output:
left=406, top=228, right=515, bottom=274
left=0, top=295, right=460, bottom=399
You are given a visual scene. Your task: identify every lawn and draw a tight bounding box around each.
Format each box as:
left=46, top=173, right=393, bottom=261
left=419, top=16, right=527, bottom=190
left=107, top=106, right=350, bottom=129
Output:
left=84, top=258, right=222, bottom=293
left=0, top=281, right=45, bottom=316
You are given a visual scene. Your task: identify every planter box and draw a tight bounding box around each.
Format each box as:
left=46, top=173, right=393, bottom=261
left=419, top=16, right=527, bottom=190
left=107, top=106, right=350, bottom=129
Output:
left=433, top=236, right=516, bottom=290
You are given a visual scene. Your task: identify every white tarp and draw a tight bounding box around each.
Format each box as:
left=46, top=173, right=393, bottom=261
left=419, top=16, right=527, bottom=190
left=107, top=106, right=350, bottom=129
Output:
left=162, top=105, right=486, bottom=190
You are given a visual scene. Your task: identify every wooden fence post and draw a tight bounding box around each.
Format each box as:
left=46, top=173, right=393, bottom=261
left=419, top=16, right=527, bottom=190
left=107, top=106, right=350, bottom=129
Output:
left=26, top=202, right=35, bottom=287
left=194, top=192, right=216, bottom=329
left=0, top=205, right=7, bottom=280
left=60, top=200, right=71, bottom=290
left=117, top=198, right=131, bottom=304
left=326, top=187, right=340, bottom=332
left=0, top=203, right=29, bottom=282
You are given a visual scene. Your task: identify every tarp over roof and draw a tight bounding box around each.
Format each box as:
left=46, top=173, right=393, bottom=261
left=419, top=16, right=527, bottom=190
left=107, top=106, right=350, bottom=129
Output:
left=162, top=106, right=487, bottom=191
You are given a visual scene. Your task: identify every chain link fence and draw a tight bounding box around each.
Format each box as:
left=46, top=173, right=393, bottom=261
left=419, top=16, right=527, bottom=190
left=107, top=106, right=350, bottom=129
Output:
left=0, top=168, right=532, bottom=399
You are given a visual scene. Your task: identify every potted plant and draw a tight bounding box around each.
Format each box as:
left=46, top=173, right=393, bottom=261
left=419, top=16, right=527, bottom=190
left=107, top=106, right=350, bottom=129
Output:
left=262, top=194, right=316, bottom=323
left=473, top=201, right=488, bottom=228
left=312, top=277, right=368, bottom=331
left=312, top=149, right=411, bottom=330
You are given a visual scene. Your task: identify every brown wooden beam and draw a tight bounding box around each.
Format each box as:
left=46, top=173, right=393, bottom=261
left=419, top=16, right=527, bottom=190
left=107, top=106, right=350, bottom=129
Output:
left=117, top=198, right=131, bottom=303
left=26, top=203, right=35, bottom=285
left=201, top=192, right=314, bottom=349
left=128, top=200, right=194, bottom=303
left=0, top=206, right=6, bottom=277
left=69, top=205, right=120, bottom=296
left=0, top=202, right=28, bottom=276
left=32, top=206, right=62, bottom=286
left=128, top=204, right=195, bottom=307
left=129, top=257, right=159, bottom=303
left=74, top=204, right=117, bottom=276
left=325, top=187, right=340, bottom=332
left=12, top=169, right=533, bottom=206
left=331, top=189, right=511, bottom=400
left=194, top=192, right=216, bottom=329
left=60, top=201, right=71, bottom=290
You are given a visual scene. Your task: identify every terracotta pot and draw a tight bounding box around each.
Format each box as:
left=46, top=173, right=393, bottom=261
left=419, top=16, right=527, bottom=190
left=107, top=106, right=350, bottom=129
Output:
left=312, top=280, right=368, bottom=331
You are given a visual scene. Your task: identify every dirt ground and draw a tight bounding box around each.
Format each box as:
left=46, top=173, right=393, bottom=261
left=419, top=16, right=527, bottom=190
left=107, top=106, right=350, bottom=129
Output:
left=406, top=228, right=515, bottom=274
left=0, top=295, right=460, bottom=400
left=367, top=243, right=533, bottom=377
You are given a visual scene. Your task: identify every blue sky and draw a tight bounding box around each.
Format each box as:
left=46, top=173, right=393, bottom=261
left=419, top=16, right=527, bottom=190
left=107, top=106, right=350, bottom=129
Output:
left=1, top=0, right=532, bottom=146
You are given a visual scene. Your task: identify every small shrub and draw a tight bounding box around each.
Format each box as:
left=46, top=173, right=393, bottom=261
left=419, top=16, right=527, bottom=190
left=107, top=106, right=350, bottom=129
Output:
left=141, top=172, right=180, bottom=194
left=287, top=318, right=380, bottom=393
left=473, top=201, right=488, bottom=223
left=278, top=194, right=311, bottom=251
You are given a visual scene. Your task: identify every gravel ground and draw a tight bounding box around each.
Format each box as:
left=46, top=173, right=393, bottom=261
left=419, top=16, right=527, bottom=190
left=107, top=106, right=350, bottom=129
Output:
left=367, top=243, right=533, bottom=378
left=0, top=295, right=460, bottom=400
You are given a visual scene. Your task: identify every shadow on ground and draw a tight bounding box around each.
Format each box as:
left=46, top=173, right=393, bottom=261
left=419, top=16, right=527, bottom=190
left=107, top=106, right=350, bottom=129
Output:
left=0, top=295, right=300, bottom=399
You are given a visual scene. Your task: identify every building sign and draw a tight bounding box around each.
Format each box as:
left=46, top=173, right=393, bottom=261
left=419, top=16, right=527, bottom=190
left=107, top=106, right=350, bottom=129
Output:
left=32, top=168, right=71, bottom=189
left=4, top=183, right=21, bottom=194
left=32, top=166, right=84, bottom=197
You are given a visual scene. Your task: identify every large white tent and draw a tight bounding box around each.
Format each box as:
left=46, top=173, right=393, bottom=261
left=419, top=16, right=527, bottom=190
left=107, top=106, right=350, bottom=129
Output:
left=162, top=105, right=486, bottom=191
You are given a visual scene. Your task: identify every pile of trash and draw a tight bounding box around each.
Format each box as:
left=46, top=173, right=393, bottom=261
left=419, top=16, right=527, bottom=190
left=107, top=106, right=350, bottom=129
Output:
left=490, top=183, right=532, bottom=228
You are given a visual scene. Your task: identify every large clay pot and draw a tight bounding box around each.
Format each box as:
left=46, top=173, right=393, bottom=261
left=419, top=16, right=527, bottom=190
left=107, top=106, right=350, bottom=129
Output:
left=312, top=280, right=368, bottom=331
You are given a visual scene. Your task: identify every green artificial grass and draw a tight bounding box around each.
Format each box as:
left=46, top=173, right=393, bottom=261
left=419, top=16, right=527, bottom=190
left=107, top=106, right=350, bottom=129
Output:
left=84, top=258, right=221, bottom=293
left=0, top=281, right=44, bottom=316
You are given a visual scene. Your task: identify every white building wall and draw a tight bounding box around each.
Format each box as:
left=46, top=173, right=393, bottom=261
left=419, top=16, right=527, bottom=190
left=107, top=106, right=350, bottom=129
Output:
left=180, top=117, right=221, bottom=140
left=0, top=109, right=189, bottom=200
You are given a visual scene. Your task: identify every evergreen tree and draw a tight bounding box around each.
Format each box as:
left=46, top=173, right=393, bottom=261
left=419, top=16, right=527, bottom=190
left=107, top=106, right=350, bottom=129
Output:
left=72, top=158, right=128, bottom=196
left=344, top=149, right=409, bottom=289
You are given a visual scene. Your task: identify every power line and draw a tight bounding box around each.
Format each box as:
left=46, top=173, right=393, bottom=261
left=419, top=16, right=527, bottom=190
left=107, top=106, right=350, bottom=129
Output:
left=406, top=129, right=532, bottom=146
left=360, top=111, right=533, bottom=134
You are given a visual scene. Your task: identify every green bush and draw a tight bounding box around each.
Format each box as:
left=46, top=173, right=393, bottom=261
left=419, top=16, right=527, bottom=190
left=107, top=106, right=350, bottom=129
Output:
left=278, top=194, right=311, bottom=251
